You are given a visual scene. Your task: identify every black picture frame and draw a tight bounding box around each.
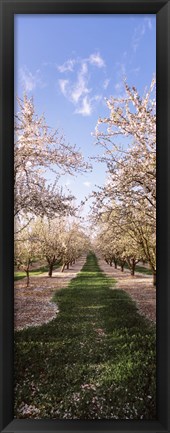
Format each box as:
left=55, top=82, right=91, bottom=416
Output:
left=0, top=1, right=169, bottom=432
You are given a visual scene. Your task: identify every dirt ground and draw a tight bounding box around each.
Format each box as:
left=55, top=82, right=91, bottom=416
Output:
left=98, top=257, right=156, bottom=323
left=14, top=257, right=86, bottom=330
left=14, top=255, right=156, bottom=331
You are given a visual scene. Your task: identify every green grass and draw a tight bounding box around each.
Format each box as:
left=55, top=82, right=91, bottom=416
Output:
left=14, top=253, right=156, bottom=420
left=14, top=262, right=61, bottom=281
left=135, top=264, right=153, bottom=275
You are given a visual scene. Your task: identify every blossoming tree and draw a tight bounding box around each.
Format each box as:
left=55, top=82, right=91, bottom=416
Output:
left=14, top=94, right=90, bottom=231
left=92, top=78, right=156, bottom=284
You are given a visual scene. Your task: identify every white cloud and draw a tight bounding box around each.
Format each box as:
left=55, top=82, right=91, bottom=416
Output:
left=57, top=59, right=75, bottom=73
left=93, top=94, right=102, bottom=102
left=57, top=54, right=105, bottom=116
left=71, top=62, right=90, bottom=103
left=145, top=17, right=153, bottom=30
left=132, top=18, right=153, bottom=52
left=83, top=181, right=91, bottom=187
left=88, top=52, right=105, bottom=68
left=132, top=24, right=145, bottom=52
left=19, top=67, right=46, bottom=92
left=57, top=52, right=105, bottom=74
left=58, top=63, right=94, bottom=116
left=75, top=94, right=102, bottom=116
left=58, top=79, right=69, bottom=96
left=75, top=96, right=92, bottom=116
left=103, top=79, right=110, bottom=89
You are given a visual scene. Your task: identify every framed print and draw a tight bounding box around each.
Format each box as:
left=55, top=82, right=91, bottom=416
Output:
left=0, top=0, right=170, bottom=432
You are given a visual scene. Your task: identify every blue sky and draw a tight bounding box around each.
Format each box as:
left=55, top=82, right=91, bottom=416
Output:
left=15, top=14, right=156, bottom=219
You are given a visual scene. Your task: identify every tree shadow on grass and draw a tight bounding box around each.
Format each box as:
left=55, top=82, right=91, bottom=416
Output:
left=14, top=253, right=156, bottom=420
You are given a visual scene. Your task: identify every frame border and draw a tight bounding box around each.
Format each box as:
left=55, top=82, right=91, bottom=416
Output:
left=0, top=1, right=170, bottom=432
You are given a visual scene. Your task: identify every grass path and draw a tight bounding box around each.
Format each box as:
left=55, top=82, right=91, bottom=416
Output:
left=14, top=253, right=156, bottom=420
left=14, top=257, right=86, bottom=330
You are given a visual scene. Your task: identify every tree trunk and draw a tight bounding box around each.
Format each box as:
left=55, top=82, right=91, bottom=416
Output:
left=114, top=259, right=117, bottom=269
left=61, top=263, right=65, bottom=272
left=67, top=262, right=69, bottom=270
left=130, top=259, right=136, bottom=276
left=26, top=269, right=29, bottom=287
left=121, top=264, right=124, bottom=272
left=109, top=260, right=112, bottom=266
left=48, top=263, right=53, bottom=277
left=153, top=271, right=156, bottom=286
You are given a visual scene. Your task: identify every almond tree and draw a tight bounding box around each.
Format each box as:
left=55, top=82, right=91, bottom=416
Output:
left=32, top=217, right=64, bottom=277
left=14, top=94, right=90, bottom=230
left=92, top=78, right=156, bottom=285
left=93, top=206, right=143, bottom=276
left=32, top=218, right=90, bottom=277
left=60, top=223, right=90, bottom=272
left=14, top=228, right=39, bottom=287
left=94, top=78, right=156, bottom=222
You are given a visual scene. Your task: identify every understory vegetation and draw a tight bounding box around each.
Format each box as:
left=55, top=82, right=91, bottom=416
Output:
left=14, top=261, right=61, bottom=281
left=14, top=253, right=156, bottom=420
